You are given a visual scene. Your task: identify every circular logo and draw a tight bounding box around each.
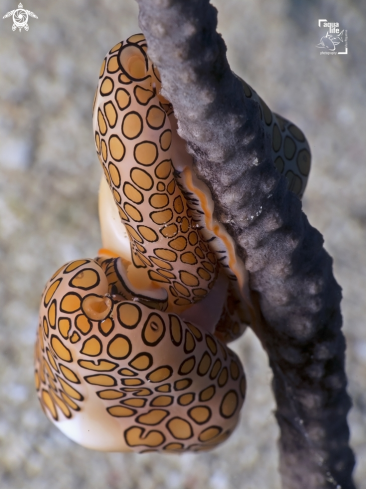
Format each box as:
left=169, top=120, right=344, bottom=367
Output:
left=13, top=8, right=28, bottom=29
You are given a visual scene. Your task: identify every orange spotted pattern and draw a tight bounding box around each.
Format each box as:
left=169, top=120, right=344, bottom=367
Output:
left=93, top=35, right=219, bottom=312
left=36, top=257, right=245, bottom=452
left=36, top=33, right=312, bottom=453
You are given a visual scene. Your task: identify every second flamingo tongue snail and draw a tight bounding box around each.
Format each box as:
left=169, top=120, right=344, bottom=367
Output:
left=35, top=34, right=311, bottom=453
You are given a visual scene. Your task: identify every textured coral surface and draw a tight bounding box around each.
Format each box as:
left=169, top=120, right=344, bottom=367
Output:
left=0, top=0, right=365, bottom=488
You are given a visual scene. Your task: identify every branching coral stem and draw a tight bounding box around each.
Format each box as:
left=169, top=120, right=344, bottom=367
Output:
left=136, top=0, right=356, bottom=487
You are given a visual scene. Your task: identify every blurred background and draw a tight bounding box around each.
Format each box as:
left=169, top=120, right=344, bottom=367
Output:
left=0, top=0, right=365, bottom=487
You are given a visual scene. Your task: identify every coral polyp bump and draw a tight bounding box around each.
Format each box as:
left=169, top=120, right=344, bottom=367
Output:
left=35, top=33, right=311, bottom=453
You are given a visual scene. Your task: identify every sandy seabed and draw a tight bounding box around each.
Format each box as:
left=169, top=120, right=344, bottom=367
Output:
left=0, top=0, right=365, bottom=488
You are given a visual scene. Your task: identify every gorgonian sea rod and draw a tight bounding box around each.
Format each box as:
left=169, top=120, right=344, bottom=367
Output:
left=35, top=34, right=311, bottom=453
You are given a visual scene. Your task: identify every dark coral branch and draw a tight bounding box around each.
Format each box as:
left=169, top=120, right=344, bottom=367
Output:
left=135, top=0, right=356, bottom=487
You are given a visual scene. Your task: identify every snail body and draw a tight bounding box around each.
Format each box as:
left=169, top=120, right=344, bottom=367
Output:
left=35, top=257, right=245, bottom=452
left=35, top=34, right=311, bottom=452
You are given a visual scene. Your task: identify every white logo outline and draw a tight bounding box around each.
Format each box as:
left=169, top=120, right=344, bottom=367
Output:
left=3, top=3, right=38, bottom=32
left=317, top=19, right=348, bottom=55
left=316, top=30, right=344, bottom=52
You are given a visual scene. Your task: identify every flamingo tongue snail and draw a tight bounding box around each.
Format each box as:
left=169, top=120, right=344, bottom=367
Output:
left=35, top=34, right=311, bottom=453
